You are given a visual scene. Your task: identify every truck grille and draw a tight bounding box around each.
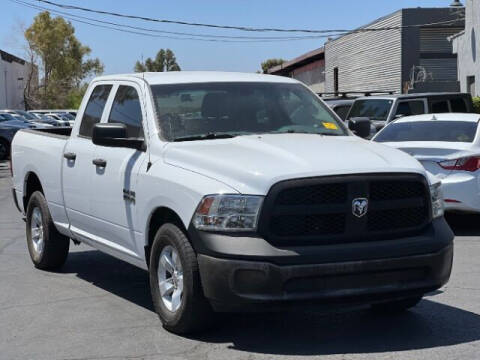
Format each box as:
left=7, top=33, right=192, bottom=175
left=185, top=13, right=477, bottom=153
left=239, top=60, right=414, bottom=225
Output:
left=258, top=174, right=431, bottom=245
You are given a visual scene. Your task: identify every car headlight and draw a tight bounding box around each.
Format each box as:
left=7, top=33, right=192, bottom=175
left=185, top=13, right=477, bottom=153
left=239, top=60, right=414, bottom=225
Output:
left=193, top=195, right=263, bottom=232
left=430, top=182, right=444, bottom=219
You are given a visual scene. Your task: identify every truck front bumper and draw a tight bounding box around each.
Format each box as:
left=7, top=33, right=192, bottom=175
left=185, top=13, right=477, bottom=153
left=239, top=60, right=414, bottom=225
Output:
left=191, top=218, right=454, bottom=311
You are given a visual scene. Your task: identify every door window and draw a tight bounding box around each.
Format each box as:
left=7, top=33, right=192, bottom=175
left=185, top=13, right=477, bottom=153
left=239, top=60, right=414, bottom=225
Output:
left=450, top=98, right=468, bottom=112
left=431, top=100, right=449, bottom=113
left=395, top=100, right=426, bottom=117
left=79, top=85, right=112, bottom=138
left=108, top=86, right=144, bottom=138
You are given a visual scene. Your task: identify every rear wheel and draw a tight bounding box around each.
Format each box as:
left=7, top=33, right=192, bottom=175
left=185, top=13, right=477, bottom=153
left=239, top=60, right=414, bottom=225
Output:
left=371, top=296, right=422, bottom=313
left=0, top=138, right=9, bottom=160
left=26, top=191, right=70, bottom=270
left=149, top=223, right=213, bottom=334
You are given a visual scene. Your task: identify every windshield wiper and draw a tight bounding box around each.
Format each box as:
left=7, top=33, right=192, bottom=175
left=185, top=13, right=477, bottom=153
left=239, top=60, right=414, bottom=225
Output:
left=173, top=133, right=237, bottom=142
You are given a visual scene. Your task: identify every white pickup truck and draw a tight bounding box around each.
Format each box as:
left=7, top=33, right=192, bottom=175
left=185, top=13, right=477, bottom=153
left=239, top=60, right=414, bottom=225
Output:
left=11, top=72, right=454, bottom=334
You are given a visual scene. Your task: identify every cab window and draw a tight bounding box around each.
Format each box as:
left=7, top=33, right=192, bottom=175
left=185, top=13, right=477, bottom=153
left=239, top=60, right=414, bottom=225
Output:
left=431, top=100, right=449, bottom=113
left=108, top=85, right=144, bottom=138
left=79, top=85, right=112, bottom=138
left=395, top=100, right=426, bottom=117
left=450, top=98, right=468, bottom=112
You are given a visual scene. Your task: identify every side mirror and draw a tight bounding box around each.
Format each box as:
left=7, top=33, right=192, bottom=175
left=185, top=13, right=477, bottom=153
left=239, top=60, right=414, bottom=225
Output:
left=92, top=123, right=145, bottom=150
left=348, top=117, right=371, bottom=138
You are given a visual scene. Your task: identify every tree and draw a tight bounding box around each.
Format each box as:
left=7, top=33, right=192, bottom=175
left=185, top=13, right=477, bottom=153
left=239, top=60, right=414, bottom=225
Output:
left=134, top=49, right=181, bottom=72
left=261, top=58, right=286, bottom=74
left=24, top=11, right=103, bottom=109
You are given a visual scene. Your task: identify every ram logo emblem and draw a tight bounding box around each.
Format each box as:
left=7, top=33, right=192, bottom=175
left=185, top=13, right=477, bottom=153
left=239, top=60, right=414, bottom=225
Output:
left=352, top=198, right=368, bottom=218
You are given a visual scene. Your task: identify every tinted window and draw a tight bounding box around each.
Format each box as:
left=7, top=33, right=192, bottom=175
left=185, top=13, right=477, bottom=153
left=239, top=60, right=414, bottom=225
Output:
left=333, top=105, right=351, bottom=120
left=108, top=86, right=144, bottom=138
left=431, top=100, right=449, bottom=113
left=374, top=121, right=478, bottom=143
left=79, top=85, right=112, bottom=137
left=347, top=99, right=393, bottom=121
left=450, top=98, right=468, bottom=112
left=151, top=82, right=346, bottom=141
left=395, top=100, right=426, bottom=117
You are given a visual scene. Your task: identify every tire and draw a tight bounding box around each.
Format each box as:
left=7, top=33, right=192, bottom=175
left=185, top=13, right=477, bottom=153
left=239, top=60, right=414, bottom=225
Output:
left=149, top=223, right=213, bottom=334
left=26, top=191, right=70, bottom=270
left=370, top=296, right=422, bottom=313
left=0, top=138, right=9, bottom=161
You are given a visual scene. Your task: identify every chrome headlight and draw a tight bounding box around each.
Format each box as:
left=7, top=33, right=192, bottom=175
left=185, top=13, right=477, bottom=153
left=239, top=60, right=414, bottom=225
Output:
left=193, top=195, right=263, bottom=232
left=430, top=182, right=444, bottom=219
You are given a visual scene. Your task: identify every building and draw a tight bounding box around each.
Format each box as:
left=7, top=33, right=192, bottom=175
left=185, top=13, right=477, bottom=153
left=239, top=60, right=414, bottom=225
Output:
left=324, top=7, right=465, bottom=94
left=452, top=0, right=479, bottom=96
left=267, top=47, right=325, bottom=93
left=0, top=50, right=36, bottom=109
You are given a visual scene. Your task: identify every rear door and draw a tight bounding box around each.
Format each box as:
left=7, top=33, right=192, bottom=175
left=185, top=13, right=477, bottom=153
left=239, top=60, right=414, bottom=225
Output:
left=88, top=82, right=148, bottom=257
left=62, top=83, right=113, bottom=237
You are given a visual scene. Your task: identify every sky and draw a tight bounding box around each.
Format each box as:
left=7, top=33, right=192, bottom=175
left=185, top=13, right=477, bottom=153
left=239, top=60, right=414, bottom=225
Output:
left=1, top=0, right=459, bottom=75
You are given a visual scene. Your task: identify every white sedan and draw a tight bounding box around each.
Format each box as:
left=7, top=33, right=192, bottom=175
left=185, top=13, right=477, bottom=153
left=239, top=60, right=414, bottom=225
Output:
left=373, top=113, right=480, bottom=213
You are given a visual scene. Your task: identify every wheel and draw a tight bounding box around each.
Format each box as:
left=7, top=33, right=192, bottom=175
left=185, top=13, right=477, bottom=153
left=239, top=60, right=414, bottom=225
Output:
left=26, top=191, right=70, bottom=270
left=149, top=223, right=213, bottom=334
left=370, top=296, right=422, bottom=313
left=0, top=138, right=9, bottom=161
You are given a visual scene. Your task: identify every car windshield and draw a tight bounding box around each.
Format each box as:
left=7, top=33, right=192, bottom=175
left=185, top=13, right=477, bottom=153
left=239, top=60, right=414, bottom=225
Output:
left=374, top=121, right=478, bottom=143
left=15, top=110, right=36, bottom=120
left=0, top=113, right=17, bottom=121
left=348, top=99, right=394, bottom=121
left=150, top=82, right=347, bottom=141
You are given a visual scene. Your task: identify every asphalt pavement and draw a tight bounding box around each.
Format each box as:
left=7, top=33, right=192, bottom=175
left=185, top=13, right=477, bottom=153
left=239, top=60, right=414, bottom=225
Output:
left=1, top=160, right=480, bottom=360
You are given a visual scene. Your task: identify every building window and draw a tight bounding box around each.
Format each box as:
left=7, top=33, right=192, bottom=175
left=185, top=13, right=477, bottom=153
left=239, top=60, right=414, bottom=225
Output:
left=467, top=76, right=476, bottom=96
left=333, top=67, right=339, bottom=95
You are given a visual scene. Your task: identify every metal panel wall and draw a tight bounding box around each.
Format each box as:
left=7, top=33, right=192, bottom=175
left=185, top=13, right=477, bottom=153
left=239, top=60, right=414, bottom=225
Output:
left=325, top=10, right=403, bottom=93
left=420, top=28, right=463, bottom=53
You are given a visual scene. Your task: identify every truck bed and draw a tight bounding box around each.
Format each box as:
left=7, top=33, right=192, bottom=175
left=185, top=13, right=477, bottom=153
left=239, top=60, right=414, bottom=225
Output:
left=21, top=127, right=72, bottom=138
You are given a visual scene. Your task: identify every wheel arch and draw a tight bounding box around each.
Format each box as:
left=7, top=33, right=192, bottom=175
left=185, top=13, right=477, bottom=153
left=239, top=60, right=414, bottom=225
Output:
left=23, top=171, right=44, bottom=211
left=145, top=206, right=188, bottom=267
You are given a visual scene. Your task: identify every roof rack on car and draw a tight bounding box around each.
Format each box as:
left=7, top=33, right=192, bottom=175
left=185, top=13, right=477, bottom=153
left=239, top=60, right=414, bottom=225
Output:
left=318, top=91, right=396, bottom=98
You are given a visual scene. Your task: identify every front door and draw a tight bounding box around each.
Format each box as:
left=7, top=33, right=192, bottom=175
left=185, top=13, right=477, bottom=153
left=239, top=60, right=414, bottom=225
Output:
left=88, top=83, right=148, bottom=258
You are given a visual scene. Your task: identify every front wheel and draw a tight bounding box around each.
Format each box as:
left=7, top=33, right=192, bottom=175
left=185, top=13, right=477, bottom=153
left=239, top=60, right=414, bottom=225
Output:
left=149, top=223, right=213, bottom=334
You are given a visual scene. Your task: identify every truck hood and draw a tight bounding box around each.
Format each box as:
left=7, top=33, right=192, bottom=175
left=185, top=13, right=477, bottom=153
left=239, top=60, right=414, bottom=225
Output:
left=164, top=134, right=427, bottom=194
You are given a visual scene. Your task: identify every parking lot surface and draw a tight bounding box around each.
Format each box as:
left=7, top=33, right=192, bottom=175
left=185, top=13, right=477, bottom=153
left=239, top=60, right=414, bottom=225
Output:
left=1, top=160, right=480, bottom=360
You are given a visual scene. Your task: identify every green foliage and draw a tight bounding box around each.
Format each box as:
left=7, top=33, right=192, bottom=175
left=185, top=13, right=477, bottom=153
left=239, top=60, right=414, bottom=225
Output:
left=134, top=49, right=181, bottom=72
left=65, top=83, right=88, bottom=109
left=473, top=97, right=480, bottom=114
left=24, top=11, right=103, bottom=109
left=261, top=58, right=286, bottom=74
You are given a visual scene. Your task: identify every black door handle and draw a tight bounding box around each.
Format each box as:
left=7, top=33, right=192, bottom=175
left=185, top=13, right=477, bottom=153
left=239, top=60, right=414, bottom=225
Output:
left=92, top=158, right=107, bottom=167
left=64, top=152, right=76, bottom=161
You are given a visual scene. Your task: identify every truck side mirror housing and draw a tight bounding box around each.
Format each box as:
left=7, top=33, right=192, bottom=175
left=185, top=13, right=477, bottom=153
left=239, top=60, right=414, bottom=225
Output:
left=92, top=123, right=145, bottom=150
left=348, top=117, right=371, bottom=138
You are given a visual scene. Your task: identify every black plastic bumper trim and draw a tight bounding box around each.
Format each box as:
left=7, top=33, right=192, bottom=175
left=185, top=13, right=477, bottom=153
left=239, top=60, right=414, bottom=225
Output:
left=197, top=244, right=453, bottom=311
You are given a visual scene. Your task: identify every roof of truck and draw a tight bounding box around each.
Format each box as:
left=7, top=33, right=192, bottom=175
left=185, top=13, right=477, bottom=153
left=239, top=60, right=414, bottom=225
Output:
left=93, top=71, right=299, bottom=85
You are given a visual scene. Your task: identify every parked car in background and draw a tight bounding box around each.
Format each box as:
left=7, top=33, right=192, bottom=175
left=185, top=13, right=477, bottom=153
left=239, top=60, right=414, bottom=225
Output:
left=43, top=113, right=73, bottom=127
left=373, top=113, right=480, bottom=213
left=11, top=72, right=453, bottom=334
left=0, top=113, right=34, bottom=129
left=0, top=126, right=17, bottom=160
left=0, top=110, right=54, bottom=128
left=324, top=99, right=355, bottom=120
left=347, top=93, right=474, bottom=133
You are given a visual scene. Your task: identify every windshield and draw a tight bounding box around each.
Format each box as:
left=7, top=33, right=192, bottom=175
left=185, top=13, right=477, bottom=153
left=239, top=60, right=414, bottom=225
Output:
left=15, top=110, right=36, bottom=120
left=374, top=121, right=478, bottom=143
left=150, top=82, right=347, bottom=141
left=348, top=99, right=394, bottom=121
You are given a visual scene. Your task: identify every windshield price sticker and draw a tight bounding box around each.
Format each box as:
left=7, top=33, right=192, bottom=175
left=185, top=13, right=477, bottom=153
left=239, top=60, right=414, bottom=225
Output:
left=322, top=122, right=338, bottom=130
